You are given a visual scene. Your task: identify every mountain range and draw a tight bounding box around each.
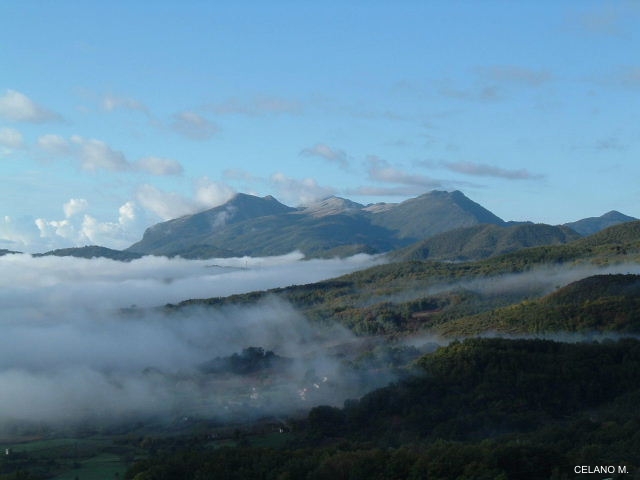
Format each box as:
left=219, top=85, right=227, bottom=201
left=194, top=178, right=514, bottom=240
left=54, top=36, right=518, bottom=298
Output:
left=4, top=190, right=635, bottom=260
left=125, top=190, right=506, bottom=258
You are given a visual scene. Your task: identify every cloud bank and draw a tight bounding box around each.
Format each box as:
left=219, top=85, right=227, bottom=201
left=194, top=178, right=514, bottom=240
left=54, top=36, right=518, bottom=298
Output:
left=0, top=252, right=384, bottom=431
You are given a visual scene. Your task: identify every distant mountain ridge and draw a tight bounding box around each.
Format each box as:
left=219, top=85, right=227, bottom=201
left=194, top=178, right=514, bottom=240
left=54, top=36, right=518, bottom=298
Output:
left=126, top=190, right=506, bottom=258
left=564, top=210, right=638, bottom=236
left=34, top=245, right=144, bottom=261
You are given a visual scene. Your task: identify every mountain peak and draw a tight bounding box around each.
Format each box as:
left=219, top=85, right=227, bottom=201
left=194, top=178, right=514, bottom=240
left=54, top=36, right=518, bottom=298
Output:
left=369, top=189, right=504, bottom=241
left=564, top=210, right=638, bottom=236
left=601, top=210, right=635, bottom=221
left=301, top=196, right=364, bottom=217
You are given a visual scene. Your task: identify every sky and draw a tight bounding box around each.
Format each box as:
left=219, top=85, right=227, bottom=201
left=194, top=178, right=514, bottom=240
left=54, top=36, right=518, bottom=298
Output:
left=1, top=0, right=639, bottom=252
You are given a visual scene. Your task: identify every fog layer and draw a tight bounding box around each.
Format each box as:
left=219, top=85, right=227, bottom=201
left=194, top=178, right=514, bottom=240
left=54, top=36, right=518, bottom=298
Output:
left=0, top=252, right=384, bottom=431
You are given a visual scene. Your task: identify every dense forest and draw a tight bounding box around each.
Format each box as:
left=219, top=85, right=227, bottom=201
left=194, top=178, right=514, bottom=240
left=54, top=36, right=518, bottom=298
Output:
left=125, top=338, right=640, bottom=479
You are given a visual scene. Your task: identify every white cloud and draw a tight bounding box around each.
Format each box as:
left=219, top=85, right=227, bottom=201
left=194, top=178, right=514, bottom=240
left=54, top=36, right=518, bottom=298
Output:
left=0, top=216, right=41, bottom=251
left=2, top=201, right=143, bottom=253
left=136, top=156, right=184, bottom=176
left=136, top=184, right=196, bottom=220
left=102, top=94, right=148, bottom=114
left=35, top=200, right=143, bottom=250
left=118, top=201, right=136, bottom=225
left=38, top=134, right=183, bottom=176
left=270, top=172, right=335, bottom=205
left=194, top=177, right=236, bottom=208
left=136, top=179, right=236, bottom=221
left=70, top=135, right=130, bottom=172
left=37, top=134, right=70, bottom=155
left=35, top=217, right=80, bottom=244
left=0, top=89, right=61, bottom=123
left=170, top=111, right=218, bottom=140
left=366, top=155, right=441, bottom=188
left=63, top=198, right=89, bottom=218
left=0, top=127, right=25, bottom=149
left=300, top=143, right=349, bottom=169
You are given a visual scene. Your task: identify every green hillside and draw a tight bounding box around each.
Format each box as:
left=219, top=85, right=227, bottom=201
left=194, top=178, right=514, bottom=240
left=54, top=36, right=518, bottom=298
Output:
left=171, top=221, right=640, bottom=336
left=437, top=274, right=640, bottom=336
left=390, top=223, right=580, bottom=262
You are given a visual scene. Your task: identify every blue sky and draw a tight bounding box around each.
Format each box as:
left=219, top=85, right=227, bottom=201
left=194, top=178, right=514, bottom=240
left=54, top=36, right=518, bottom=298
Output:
left=1, top=1, right=639, bottom=251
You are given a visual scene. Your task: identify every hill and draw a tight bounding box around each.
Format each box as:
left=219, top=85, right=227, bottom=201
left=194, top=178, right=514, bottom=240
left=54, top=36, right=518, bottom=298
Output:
left=390, top=223, right=580, bottom=262
left=436, top=274, right=640, bottom=336
left=564, top=210, right=637, bottom=235
left=169, top=220, right=640, bottom=336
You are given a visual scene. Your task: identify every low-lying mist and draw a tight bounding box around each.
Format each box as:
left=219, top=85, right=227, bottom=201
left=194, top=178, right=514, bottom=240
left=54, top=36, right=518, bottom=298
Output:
left=365, top=261, right=640, bottom=307
left=0, top=252, right=389, bottom=433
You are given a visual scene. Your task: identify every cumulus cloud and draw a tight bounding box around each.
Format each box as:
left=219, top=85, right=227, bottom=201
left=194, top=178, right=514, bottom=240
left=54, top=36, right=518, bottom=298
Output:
left=136, top=184, right=197, bottom=220
left=118, top=201, right=136, bottom=224
left=194, top=177, right=236, bottom=207
left=63, top=198, right=89, bottom=218
left=0, top=252, right=384, bottom=428
left=135, top=156, right=184, bottom=176
left=35, top=218, right=79, bottom=244
left=136, top=179, right=236, bottom=221
left=270, top=172, right=336, bottom=205
left=0, top=127, right=25, bottom=149
left=170, top=111, right=218, bottom=140
left=0, top=89, right=61, bottom=123
left=34, top=200, right=143, bottom=250
left=80, top=210, right=136, bottom=247
left=441, top=161, right=545, bottom=180
left=300, top=143, right=349, bottom=169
